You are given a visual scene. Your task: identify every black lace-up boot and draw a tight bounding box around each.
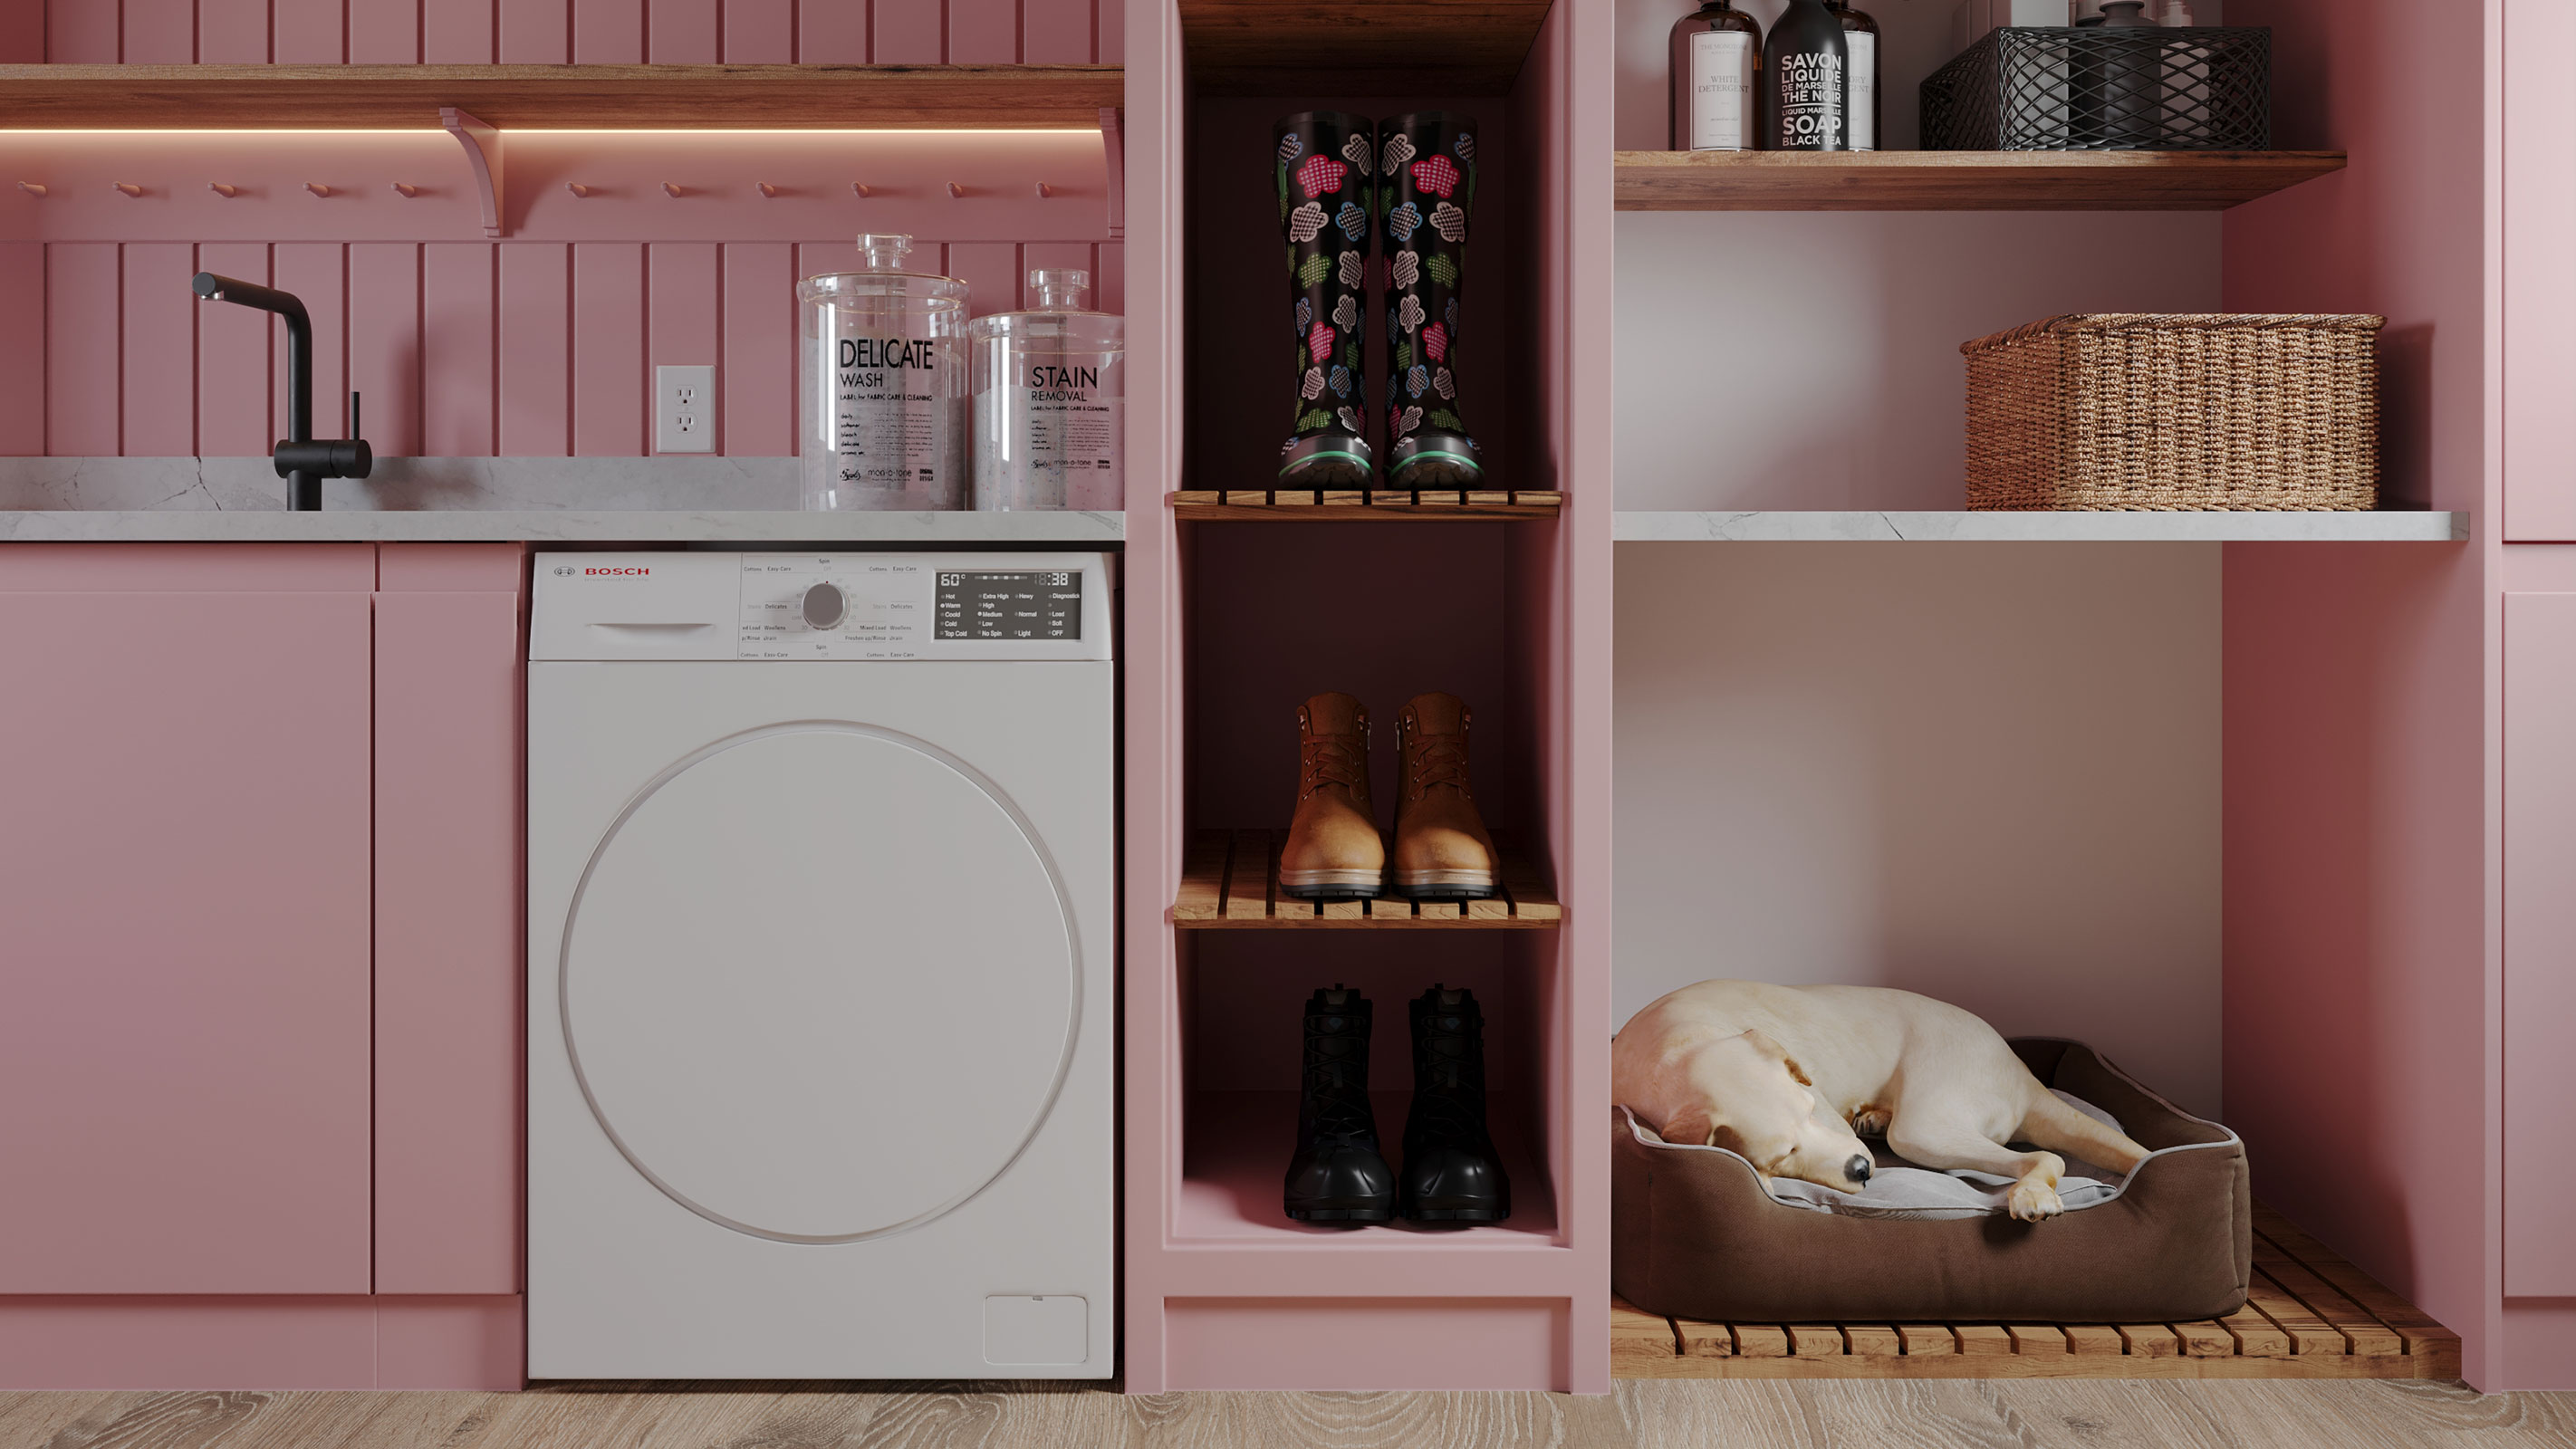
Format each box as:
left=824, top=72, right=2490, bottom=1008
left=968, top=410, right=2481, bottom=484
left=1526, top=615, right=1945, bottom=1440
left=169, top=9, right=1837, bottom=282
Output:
left=1400, top=984, right=1510, bottom=1223
left=1283, top=984, right=1395, bottom=1223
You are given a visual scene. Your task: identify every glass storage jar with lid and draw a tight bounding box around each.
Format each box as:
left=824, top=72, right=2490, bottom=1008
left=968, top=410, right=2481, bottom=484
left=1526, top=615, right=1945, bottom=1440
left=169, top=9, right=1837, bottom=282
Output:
left=797, top=234, right=968, bottom=511
left=968, top=269, right=1125, bottom=512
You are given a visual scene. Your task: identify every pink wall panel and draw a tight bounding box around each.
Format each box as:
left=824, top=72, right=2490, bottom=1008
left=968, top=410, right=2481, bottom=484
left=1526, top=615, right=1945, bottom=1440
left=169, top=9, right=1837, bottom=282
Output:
left=2504, top=591, right=2576, bottom=1297
left=0, top=581, right=376, bottom=1294
left=44, top=0, right=118, bottom=60
left=0, top=2, right=39, bottom=61
left=949, top=0, right=1017, bottom=62
left=45, top=245, right=118, bottom=457
left=423, top=243, right=496, bottom=457
left=1095, top=240, right=1122, bottom=319
left=351, top=0, right=425, bottom=62
left=498, top=242, right=569, bottom=455
left=197, top=242, right=274, bottom=458
left=499, top=0, right=571, bottom=59
left=573, top=0, right=644, bottom=60
left=798, top=0, right=867, bottom=61
left=648, top=240, right=717, bottom=451
left=649, top=0, right=718, bottom=59
left=0, top=1298, right=376, bottom=1390
left=2505, top=0, right=2576, bottom=540
left=350, top=242, right=422, bottom=458
left=571, top=241, right=644, bottom=455
left=274, top=243, right=349, bottom=442
left=945, top=240, right=1017, bottom=319
left=0, top=245, right=41, bottom=456
left=373, top=1296, right=525, bottom=1390
left=199, top=0, right=273, bottom=63
left=375, top=561, right=525, bottom=1297
left=426, top=0, right=500, bottom=61
left=274, top=0, right=347, bottom=62
left=875, top=0, right=941, bottom=62
left=120, top=244, right=196, bottom=456
left=1022, top=0, right=1091, bottom=63
left=1094, top=0, right=1118, bottom=63
left=721, top=241, right=793, bottom=455
left=123, top=0, right=198, bottom=62
left=722, top=0, right=792, bottom=59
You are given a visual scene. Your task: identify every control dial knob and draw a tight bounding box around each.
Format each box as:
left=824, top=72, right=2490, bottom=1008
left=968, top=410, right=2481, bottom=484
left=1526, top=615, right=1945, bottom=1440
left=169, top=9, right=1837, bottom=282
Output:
left=801, top=581, right=848, bottom=630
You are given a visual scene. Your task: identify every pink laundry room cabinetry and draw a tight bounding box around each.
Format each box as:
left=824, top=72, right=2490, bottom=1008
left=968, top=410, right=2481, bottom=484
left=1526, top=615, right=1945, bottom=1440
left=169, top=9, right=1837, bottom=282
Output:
left=0, top=543, right=527, bottom=1390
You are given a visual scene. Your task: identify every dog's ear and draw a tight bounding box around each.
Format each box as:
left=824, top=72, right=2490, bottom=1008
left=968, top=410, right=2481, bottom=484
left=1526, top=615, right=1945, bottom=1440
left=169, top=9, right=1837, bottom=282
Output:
left=1740, top=1028, right=1813, bottom=1087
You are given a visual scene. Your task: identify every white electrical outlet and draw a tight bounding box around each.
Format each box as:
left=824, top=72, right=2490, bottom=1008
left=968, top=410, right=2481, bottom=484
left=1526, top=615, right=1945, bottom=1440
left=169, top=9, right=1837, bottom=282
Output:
left=656, top=364, right=716, bottom=454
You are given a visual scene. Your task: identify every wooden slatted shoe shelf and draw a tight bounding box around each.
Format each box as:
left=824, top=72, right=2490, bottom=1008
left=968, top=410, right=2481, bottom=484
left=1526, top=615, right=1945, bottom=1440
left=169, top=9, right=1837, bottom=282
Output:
left=1173, top=829, right=1562, bottom=927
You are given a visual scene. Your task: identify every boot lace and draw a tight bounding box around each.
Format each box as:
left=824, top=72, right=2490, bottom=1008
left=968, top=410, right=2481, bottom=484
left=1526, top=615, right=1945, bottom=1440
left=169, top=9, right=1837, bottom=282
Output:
left=1303, top=1021, right=1377, bottom=1141
left=1300, top=735, right=1370, bottom=801
left=1411, top=1012, right=1490, bottom=1140
left=1404, top=735, right=1473, bottom=802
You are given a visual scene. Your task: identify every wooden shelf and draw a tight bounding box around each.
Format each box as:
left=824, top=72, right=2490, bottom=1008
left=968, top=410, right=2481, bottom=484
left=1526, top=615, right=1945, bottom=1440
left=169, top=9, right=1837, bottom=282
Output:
left=1171, top=489, right=1562, bottom=522
left=1178, top=0, right=1548, bottom=95
left=1614, top=149, right=2348, bottom=212
left=1614, top=1204, right=2461, bottom=1381
left=1614, top=511, right=2469, bottom=543
left=1173, top=829, right=1562, bottom=929
left=0, top=62, right=1121, bottom=129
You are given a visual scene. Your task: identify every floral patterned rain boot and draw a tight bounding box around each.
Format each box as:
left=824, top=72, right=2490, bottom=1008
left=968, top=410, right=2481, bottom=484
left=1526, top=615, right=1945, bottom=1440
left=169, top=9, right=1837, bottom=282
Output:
left=1378, top=111, right=1483, bottom=490
left=1274, top=110, right=1379, bottom=491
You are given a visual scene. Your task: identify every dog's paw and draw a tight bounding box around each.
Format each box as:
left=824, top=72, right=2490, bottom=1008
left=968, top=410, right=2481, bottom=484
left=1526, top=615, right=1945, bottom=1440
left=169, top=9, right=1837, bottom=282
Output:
left=2008, top=1180, right=2064, bottom=1223
left=1850, top=1107, right=1891, bottom=1137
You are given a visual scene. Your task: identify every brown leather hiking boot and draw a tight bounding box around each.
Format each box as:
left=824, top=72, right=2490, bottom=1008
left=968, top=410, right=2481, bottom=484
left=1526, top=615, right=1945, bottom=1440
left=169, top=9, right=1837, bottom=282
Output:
left=1281, top=692, right=1386, bottom=900
left=1393, top=692, right=1498, bottom=899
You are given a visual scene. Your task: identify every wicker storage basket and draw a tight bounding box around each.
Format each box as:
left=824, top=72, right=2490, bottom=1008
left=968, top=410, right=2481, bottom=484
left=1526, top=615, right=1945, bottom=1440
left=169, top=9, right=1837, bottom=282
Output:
left=1962, top=312, right=2383, bottom=512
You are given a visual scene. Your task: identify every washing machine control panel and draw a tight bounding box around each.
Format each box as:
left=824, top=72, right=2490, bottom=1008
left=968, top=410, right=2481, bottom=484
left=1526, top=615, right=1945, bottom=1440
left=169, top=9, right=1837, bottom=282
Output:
left=733, top=555, right=1097, bottom=660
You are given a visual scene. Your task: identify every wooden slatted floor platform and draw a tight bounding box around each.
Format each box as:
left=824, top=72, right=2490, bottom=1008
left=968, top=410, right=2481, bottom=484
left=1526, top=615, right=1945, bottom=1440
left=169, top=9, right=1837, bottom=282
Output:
left=1171, top=828, right=1562, bottom=928
left=1613, top=1204, right=2460, bottom=1380
left=1169, top=489, right=1563, bottom=520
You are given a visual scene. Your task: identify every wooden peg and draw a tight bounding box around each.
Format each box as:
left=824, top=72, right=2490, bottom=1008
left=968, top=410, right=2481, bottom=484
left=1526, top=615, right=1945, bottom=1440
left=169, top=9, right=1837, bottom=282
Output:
left=17, top=182, right=46, bottom=197
left=946, top=181, right=966, bottom=198
left=113, top=181, right=143, bottom=197
left=661, top=181, right=686, bottom=197
left=1035, top=181, right=1054, bottom=198
left=391, top=181, right=420, bottom=197
left=566, top=182, right=593, bottom=197
left=758, top=181, right=780, bottom=198
left=851, top=182, right=873, bottom=197
left=208, top=182, right=240, bottom=197
left=305, top=181, right=332, bottom=197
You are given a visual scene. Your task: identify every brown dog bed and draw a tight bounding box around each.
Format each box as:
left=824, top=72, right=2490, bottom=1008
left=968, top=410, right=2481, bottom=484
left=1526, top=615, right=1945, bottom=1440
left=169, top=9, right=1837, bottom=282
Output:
left=1611, top=1038, right=2250, bottom=1324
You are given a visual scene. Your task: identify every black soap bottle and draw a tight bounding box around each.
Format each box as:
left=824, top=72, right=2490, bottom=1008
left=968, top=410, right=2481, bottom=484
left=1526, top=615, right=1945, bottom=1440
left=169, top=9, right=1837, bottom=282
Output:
left=1824, top=0, right=1879, bottom=152
left=1764, top=0, right=1850, bottom=152
left=1669, top=0, right=1764, bottom=152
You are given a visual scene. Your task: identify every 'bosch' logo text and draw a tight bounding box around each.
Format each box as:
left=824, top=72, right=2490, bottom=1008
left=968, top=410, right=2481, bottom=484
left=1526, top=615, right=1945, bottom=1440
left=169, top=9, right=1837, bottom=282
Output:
left=585, top=567, right=651, bottom=576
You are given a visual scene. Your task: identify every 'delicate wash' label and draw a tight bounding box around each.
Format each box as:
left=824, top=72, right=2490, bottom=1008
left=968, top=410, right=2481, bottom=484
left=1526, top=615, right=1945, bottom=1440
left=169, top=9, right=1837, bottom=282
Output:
left=1775, top=49, right=1846, bottom=149
left=831, top=333, right=954, bottom=489
left=1688, top=30, right=1754, bottom=151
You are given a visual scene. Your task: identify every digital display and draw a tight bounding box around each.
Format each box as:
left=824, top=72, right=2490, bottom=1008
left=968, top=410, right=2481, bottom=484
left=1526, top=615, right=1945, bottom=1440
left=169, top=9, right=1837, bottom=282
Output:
left=935, top=571, right=1082, bottom=640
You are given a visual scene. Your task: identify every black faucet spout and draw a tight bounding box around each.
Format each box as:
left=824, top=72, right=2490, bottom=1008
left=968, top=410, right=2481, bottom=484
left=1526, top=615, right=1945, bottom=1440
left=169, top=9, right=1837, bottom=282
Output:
left=190, top=272, right=370, bottom=511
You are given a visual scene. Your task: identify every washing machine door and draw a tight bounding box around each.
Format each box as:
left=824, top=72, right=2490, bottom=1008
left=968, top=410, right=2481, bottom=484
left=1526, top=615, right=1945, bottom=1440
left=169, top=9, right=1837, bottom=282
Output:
left=560, top=722, right=1081, bottom=1243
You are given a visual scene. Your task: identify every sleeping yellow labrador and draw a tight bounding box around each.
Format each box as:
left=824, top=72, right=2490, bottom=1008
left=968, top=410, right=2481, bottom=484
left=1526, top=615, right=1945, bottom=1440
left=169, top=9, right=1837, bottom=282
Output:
left=1612, top=980, right=2150, bottom=1223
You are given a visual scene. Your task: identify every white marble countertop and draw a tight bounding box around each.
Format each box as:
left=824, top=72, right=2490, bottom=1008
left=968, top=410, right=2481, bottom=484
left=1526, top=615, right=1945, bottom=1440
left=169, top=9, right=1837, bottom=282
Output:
left=1612, top=510, right=2471, bottom=542
left=0, top=509, right=1126, bottom=543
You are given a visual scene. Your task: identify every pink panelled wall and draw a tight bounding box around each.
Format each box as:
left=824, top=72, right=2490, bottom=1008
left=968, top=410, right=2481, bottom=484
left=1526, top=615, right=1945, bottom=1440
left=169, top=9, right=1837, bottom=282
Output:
left=11, top=0, right=1119, bottom=64
left=8, top=240, right=1125, bottom=456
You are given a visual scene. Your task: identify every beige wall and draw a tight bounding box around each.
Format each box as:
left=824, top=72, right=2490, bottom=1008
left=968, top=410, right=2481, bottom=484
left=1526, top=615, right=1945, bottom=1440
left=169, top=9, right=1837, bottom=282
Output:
left=1612, top=542, right=2224, bottom=1113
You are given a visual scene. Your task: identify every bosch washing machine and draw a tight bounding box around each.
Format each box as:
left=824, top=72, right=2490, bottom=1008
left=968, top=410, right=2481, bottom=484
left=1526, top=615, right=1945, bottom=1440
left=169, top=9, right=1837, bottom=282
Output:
left=526, top=551, right=1114, bottom=1379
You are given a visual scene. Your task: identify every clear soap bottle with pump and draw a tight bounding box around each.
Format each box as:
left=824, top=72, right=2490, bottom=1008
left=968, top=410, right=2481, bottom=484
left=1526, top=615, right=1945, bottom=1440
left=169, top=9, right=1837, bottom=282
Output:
left=968, top=269, right=1126, bottom=512
left=797, top=233, right=969, bottom=512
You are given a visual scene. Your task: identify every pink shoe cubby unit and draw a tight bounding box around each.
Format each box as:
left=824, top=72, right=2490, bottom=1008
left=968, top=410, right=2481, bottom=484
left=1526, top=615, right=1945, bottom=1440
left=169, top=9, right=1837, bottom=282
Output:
left=0, top=543, right=527, bottom=1389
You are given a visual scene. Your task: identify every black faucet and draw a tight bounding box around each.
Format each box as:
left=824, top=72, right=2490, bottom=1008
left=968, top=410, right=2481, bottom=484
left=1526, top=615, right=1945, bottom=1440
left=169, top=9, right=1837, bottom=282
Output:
left=189, top=273, right=372, bottom=511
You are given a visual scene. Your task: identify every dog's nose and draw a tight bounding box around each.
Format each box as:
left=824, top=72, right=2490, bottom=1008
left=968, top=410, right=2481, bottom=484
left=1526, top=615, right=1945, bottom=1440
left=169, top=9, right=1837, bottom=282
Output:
left=1846, top=1155, right=1874, bottom=1186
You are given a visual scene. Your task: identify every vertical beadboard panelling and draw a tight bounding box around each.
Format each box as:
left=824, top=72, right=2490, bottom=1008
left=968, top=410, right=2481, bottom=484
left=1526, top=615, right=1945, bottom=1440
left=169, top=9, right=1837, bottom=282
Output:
left=423, top=244, right=497, bottom=456
left=351, top=0, right=425, bottom=62
left=944, top=241, right=1017, bottom=319
left=500, top=0, right=571, bottom=59
left=0, top=245, right=42, bottom=455
left=121, top=245, right=197, bottom=457
left=197, top=243, right=274, bottom=458
left=1094, top=240, right=1123, bottom=318
left=44, top=245, right=119, bottom=456
left=1021, top=0, right=1091, bottom=63
left=426, top=0, right=499, bottom=60
left=571, top=242, right=645, bottom=455
left=722, top=243, right=793, bottom=455
left=1094, top=0, right=1117, bottom=63
left=349, top=243, right=423, bottom=458
left=498, top=243, right=571, bottom=455
left=45, top=0, right=119, bottom=60
left=648, top=242, right=719, bottom=452
left=874, top=0, right=940, bottom=62
left=722, top=0, right=792, bottom=59
left=948, top=0, right=1015, bottom=62
left=274, top=244, right=350, bottom=442
left=798, top=0, right=866, bottom=61
left=0, top=3, right=40, bottom=61
left=274, top=0, right=348, bottom=62
left=124, top=0, right=200, bottom=62
left=574, top=0, right=645, bottom=60
left=650, top=0, right=719, bottom=58
left=199, top=0, right=274, bottom=61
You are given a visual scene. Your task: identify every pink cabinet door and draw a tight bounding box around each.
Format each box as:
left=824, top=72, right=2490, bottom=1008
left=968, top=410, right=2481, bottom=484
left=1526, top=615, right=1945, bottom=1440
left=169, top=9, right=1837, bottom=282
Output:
left=2506, top=591, right=2576, bottom=1295
left=0, top=547, right=376, bottom=1294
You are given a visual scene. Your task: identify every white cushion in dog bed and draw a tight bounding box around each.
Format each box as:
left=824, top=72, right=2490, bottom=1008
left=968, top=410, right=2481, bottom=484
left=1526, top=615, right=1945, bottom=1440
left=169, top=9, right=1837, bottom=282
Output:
left=1621, top=1091, right=2131, bottom=1222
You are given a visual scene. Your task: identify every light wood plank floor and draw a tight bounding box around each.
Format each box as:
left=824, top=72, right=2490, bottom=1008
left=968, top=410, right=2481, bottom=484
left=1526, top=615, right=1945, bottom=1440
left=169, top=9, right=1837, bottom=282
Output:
left=4, top=1380, right=2573, bottom=1449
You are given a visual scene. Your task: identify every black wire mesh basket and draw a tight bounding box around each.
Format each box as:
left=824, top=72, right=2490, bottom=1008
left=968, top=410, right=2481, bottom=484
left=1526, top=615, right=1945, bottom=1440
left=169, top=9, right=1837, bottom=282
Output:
left=1921, top=26, right=2271, bottom=150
